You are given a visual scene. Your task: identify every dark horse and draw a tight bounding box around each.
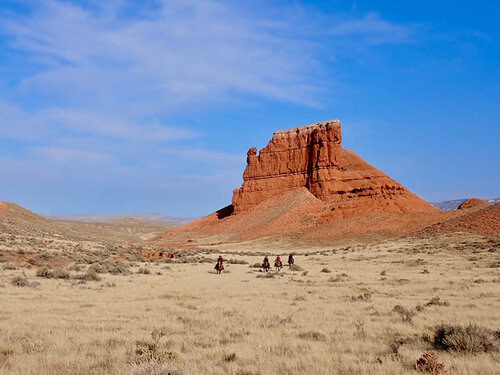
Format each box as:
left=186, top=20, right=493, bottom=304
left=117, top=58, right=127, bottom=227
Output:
left=262, top=256, right=270, bottom=272
left=214, top=256, right=224, bottom=274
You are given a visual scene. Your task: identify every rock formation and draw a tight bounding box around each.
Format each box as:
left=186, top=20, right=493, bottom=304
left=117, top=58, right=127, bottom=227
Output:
left=232, top=120, right=437, bottom=218
left=457, top=198, right=491, bottom=210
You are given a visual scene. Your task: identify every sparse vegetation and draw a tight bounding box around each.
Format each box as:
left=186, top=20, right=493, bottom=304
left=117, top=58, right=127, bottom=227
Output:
left=10, top=275, right=29, bottom=287
left=393, top=305, right=416, bottom=323
left=137, top=267, right=151, bottom=275
left=0, top=233, right=498, bottom=374
left=433, top=323, right=498, bottom=353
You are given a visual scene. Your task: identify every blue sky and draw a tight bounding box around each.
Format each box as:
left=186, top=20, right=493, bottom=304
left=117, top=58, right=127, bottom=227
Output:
left=0, top=0, right=498, bottom=217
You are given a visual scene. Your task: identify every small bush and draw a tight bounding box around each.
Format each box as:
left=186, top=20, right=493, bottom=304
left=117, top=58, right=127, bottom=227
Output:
left=298, top=330, right=327, bottom=341
left=320, top=267, right=331, bottom=273
left=426, top=297, right=449, bottom=307
left=351, top=292, right=372, bottom=302
left=85, top=268, right=102, bottom=281
left=73, top=267, right=102, bottom=282
left=36, top=267, right=54, bottom=278
left=132, top=339, right=178, bottom=364
left=250, top=262, right=261, bottom=268
left=393, top=305, right=415, bottom=323
left=11, top=275, right=28, bottom=287
left=223, top=353, right=237, bottom=362
left=104, top=259, right=130, bottom=275
left=433, top=323, right=498, bottom=353
left=137, top=267, right=151, bottom=275
left=52, top=269, right=70, bottom=279
left=3, top=262, right=17, bottom=270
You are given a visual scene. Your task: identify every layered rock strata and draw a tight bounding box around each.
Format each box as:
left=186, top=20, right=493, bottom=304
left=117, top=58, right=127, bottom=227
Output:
left=232, top=120, right=437, bottom=217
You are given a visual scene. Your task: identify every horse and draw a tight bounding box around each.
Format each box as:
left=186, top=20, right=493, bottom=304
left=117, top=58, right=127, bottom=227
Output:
left=215, top=256, right=224, bottom=274
left=262, top=257, right=270, bottom=273
left=274, top=257, right=282, bottom=272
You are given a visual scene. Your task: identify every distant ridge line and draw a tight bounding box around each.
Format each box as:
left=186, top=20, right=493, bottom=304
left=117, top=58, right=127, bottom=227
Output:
left=431, top=198, right=500, bottom=211
left=46, top=213, right=194, bottom=225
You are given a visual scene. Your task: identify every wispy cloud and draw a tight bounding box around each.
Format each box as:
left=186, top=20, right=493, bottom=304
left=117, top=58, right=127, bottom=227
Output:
left=327, top=12, right=411, bottom=44
left=34, top=147, right=113, bottom=165
left=0, top=0, right=416, bottom=215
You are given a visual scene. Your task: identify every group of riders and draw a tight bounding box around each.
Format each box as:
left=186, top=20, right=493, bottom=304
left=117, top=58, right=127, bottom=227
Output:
left=214, top=254, right=294, bottom=275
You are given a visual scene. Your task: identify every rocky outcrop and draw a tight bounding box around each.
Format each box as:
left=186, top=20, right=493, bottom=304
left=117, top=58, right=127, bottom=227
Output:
left=232, top=120, right=437, bottom=218
left=457, top=198, right=491, bottom=210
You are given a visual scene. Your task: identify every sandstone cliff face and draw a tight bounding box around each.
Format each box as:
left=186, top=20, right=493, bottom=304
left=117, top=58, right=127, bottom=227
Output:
left=232, top=120, right=437, bottom=217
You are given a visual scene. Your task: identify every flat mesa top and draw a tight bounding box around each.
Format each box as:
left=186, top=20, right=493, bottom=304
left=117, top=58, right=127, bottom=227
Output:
left=273, top=119, right=341, bottom=136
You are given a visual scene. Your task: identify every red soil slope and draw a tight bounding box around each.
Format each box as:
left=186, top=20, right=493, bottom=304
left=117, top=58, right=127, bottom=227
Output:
left=418, top=203, right=500, bottom=236
left=156, top=188, right=454, bottom=247
left=0, top=202, right=7, bottom=211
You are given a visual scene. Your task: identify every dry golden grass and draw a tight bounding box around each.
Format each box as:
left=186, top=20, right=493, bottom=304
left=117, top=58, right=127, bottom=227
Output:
left=0, top=232, right=499, bottom=374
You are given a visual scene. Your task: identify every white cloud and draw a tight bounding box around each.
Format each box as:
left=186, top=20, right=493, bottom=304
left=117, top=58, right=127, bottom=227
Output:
left=1, top=0, right=412, bottom=112
left=0, top=101, right=196, bottom=142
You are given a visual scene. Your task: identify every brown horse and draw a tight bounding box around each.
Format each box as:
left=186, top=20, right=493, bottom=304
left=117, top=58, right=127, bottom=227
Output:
left=215, top=256, right=224, bottom=274
left=274, top=256, right=282, bottom=272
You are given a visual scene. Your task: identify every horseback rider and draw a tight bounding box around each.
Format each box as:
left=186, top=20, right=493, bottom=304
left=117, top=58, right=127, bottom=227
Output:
left=214, top=255, right=224, bottom=274
left=262, top=256, right=270, bottom=272
left=288, top=254, right=294, bottom=266
left=274, top=255, right=282, bottom=272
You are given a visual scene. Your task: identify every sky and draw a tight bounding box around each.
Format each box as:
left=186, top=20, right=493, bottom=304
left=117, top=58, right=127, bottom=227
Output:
left=0, top=0, right=499, bottom=217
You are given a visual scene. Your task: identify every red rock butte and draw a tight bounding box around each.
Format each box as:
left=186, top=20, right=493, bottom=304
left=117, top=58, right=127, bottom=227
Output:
left=231, top=120, right=437, bottom=219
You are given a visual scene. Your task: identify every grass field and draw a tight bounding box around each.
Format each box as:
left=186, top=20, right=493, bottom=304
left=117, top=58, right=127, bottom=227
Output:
left=0, top=232, right=499, bottom=374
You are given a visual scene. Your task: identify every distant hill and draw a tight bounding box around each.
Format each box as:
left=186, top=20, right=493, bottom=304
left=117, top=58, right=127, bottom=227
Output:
left=46, top=213, right=193, bottom=226
left=0, top=202, right=184, bottom=243
left=432, top=198, right=500, bottom=211
left=431, top=198, right=500, bottom=211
